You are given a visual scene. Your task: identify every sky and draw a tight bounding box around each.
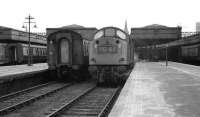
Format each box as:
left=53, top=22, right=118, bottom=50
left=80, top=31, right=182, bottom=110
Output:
left=0, top=0, right=200, bottom=33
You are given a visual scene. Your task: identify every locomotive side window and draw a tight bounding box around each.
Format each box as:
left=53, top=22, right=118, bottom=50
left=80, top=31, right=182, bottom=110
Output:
left=105, top=28, right=115, bottom=37
left=94, top=30, right=104, bottom=40
left=116, top=30, right=126, bottom=39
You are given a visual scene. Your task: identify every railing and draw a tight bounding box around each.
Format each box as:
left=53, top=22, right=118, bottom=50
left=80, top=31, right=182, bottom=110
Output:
left=0, top=32, right=47, bottom=41
left=181, top=32, right=200, bottom=39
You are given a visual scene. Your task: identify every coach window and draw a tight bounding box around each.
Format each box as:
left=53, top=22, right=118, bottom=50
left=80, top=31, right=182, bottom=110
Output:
left=39, top=49, right=41, bottom=56
left=94, top=30, right=104, bottom=40
left=27, top=47, right=29, bottom=55
left=116, top=30, right=126, bottom=39
left=36, top=48, right=38, bottom=56
left=42, top=49, right=45, bottom=56
left=41, top=49, right=42, bottom=56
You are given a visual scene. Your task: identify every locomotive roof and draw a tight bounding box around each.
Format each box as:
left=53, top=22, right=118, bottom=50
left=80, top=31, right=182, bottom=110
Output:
left=94, top=26, right=129, bottom=40
left=96, top=26, right=129, bottom=35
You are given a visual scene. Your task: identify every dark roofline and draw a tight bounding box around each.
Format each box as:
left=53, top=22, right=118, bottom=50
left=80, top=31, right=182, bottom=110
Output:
left=131, top=26, right=181, bottom=30
left=96, top=26, right=129, bottom=35
left=0, top=26, right=46, bottom=37
left=47, top=27, right=97, bottom=30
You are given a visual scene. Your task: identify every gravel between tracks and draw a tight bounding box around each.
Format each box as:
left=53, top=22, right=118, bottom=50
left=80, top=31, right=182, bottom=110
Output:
left=57, top=87, right=119, bottom=117
left=0, top=82, right=67, bottom=110
left=3, top=82, right=95, bottom=117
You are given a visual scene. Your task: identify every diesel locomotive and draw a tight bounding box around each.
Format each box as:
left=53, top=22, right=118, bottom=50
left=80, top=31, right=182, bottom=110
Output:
left=89, top=27, right=134, bottom=85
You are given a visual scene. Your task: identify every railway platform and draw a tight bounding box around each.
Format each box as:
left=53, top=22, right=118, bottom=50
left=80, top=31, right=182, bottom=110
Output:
left=109, top=62, right=200, bottom=117
left=0, top=63, right=48, bottom=81
left=0, top=63, right=48, bottom=96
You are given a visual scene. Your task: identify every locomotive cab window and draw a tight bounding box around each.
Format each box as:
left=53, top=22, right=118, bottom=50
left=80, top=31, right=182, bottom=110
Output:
left=94, top=30, right=104, bottom=40
left=116, top=30, right=126, bottom=39
left=105, top=28, right=115, bottom=37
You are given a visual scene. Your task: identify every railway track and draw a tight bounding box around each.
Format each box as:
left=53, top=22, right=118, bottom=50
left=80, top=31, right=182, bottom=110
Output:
left=0, top=81, right=120, bottom=117
left=47, top=86, right=121, bottom=117
left=0, top=82, right=72, bottom=116
left=1, top=81, right=96, bottom=117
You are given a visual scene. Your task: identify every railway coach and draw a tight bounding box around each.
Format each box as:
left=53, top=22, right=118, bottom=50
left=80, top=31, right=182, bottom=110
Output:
left=0, top=43, right=46, bottom=65
left=6, top=43, right=46, bottom=64
left=89, top=27, right=134, bottom=85
left=47, top=28, right=93, bottom=81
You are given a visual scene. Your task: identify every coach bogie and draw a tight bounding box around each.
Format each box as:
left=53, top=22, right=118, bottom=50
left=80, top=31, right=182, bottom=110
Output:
left=90, top=65, right=128, bottom=86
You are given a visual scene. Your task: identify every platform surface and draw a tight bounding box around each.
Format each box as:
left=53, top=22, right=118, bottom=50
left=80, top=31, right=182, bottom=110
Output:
left=0, top=63, right=48, bottom=78
left=109, top=62, right=200, bottom=117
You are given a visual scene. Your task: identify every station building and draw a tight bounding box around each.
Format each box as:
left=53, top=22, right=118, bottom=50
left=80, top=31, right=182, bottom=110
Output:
left=131, top=24, right=182, bottom=47
left=0, top=26, right=47, bottom=64
left=46, top=24, right=97, bottom=63
left=0, top=26, right=46, bottom=45
left=46, top=24, right=97, bottom=41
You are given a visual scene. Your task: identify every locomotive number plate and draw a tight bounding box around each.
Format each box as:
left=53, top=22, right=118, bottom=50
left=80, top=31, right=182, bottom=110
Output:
left=98, top=46, right=117, bottom=54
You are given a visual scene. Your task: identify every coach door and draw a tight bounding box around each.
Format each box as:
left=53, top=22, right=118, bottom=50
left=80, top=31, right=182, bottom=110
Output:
left=60, top=39, right=70, bottom=64
left=9, top=46, right=17, bottom=63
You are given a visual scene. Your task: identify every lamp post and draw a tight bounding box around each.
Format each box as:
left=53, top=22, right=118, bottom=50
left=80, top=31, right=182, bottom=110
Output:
left=22, top=14, right=37, bottom=66
left=22, top=25, right=28, bottom=32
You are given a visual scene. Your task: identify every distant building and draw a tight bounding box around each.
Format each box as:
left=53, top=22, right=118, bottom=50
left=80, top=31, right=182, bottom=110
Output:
left=131, top=24, right=182, bottom=47
left=46, top=24, right=97, bottom=41
left=196, top=22, right=200, bottom=32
